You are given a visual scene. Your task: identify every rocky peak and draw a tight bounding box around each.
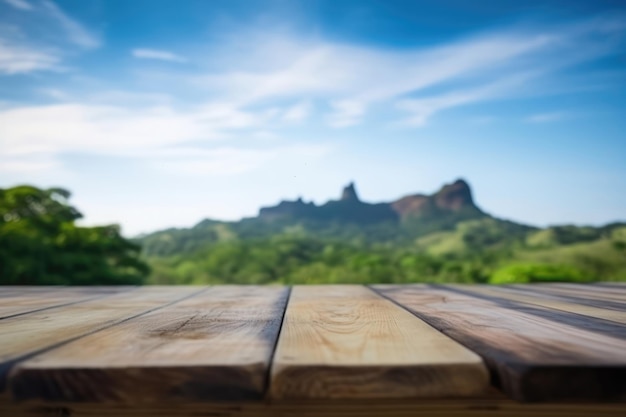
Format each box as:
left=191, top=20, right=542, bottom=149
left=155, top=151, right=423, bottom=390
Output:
left=433, top=178, right=474, bottom=211
left=340, top=182, right=360, bottom=202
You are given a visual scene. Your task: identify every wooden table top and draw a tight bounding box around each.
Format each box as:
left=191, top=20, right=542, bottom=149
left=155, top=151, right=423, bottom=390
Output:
left=1, top=284, right=625, bottom=416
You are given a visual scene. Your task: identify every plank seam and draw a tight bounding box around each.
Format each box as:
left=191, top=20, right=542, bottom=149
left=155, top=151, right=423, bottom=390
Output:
left=430, top=284, right=626, bottom=340
left=477, top=285, right=626, bottom=323
left=365, top=285, right=501, bottom=384
left=0, top=286, right=211, bottom=394
left=264, top=285, right=292, bottom=402
left=505, top=286, right=626, bottom=311
left=0, top=286, right=140, bottom=321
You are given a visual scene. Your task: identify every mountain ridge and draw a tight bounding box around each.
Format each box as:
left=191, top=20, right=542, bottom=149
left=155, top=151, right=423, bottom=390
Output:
left=138, top=179, right=626, bottom=286
left=139, top=178, right=536, bottom=257
left=256, top=178, right=485, bottom=225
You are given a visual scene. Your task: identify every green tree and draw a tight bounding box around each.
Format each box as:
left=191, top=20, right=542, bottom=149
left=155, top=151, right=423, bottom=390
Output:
left=0, top=185, right=149, bottom=285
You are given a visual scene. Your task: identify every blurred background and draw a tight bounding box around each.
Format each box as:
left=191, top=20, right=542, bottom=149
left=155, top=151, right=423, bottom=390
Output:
left=1, top=0, right=625, bottom=285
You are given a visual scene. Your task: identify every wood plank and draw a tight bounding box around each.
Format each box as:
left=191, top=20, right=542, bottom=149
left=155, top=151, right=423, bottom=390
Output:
left=270, top=285, right=488, bottom=400
left=373, top=284, right=626, bottom=402
left=0, top=287, right=135, bottom=319
left=524, top=284, right=626, bottom=304
left=0, top=286, right=205, bottom=393
left=510, top=284, right=626, bottom=312
left=9, top=286, right=290, bottom=403
left=449, top=284, right=626, bottom=325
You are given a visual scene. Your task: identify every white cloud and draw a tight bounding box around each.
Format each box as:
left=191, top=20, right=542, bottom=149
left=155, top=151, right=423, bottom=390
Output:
left=0, top=101, right=331, bottom=176
left=39, top=87, right=69, bottom=100
left=396, top=72, right=535, bottom=126
left=1, top=14, right=623, bottom=180
left=3, top=0, right=33, bottom=11
left=328, top=99, right=366, bottom=127
left=132, top=48, right=187, bottom=63
left=0, top=0, right=99, bottom=75
left=0, top=153, right=58, bottom=173
left=194, top=16, right=625, bottom=127
left=0, top=39, right=59, bottom=73
left=40, top=0, right=100, bottom=48
left=282, top=100, right=311, bottom=123
left=525, top=112, right=567, bottom=123
left=0, top=104, right=215, bottom=156
left=154, top=144, right=330, bottom=176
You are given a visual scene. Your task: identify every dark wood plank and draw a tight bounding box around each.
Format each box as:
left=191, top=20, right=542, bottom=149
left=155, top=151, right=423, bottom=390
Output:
left=0, top=287, right=134, bottom=319
left=441, top=285, right=626, bottom=337
left=9, top=286, right=290, bottom=403
left=475, top=285, right=626, bottom=324
left=270, top=285, right=488, bottom=400
left=527, top=283, right=626, bottom=302
left=512, top=284, right=626, bottom=311
left=0, top=286, right=204, bottom=393
left=373, top=284, right=626, bottom=402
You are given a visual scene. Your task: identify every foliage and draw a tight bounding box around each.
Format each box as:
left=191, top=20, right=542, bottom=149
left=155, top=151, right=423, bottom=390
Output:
left=0, top=185, right=149, bottom=285
left=3, top=184, right=625, bottom=286
left=143, top=220, right=626, bottom=285
left=489, top=263, right=590, bottom=284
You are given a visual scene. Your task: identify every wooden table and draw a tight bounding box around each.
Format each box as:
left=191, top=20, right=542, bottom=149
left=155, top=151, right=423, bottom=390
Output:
left=1, top=284, right=625, bottom=416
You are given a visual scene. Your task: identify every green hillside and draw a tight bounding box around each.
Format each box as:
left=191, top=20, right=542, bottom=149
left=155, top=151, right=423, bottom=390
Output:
left=139, top=180, right=626, bottom=285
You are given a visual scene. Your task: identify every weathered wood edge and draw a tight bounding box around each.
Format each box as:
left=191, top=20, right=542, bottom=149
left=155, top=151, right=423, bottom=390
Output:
left=11, top=364, right=269, bottom=403
left=8, top=286, right=291, bottom=403
left=370, top=284, right=626, bottom=403
left=0, top=287, right=209, bottom=394
left=0, top=287, right=138, bottom=321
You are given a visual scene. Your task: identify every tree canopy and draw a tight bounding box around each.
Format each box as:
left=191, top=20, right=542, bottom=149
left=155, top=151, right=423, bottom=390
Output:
left=0, top=185, right=149, bottom=285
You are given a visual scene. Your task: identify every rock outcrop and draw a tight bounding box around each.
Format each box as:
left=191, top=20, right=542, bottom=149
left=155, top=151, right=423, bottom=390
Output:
left=340, top=182, right=360, bottom=202
left=258, top=179, right=483, bottom=225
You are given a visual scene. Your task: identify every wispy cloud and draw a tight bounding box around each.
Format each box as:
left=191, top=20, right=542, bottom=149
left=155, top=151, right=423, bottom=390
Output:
left=396, top=72, right=536, bottom=126
left=154, top=144, right=330, bottom=176
left=282, top=100, right=311, bottom=123
left=0, top=0, right=99, bottom=75
left=0, top=101, right=330, bottom=176
left=40, top=0, right=100, bottom=48
left=0, top=39, right=59, bottom=74
left=3, top=0, right=33, bottom=11
left=1, top=13, right=624, bottom=179
left=328, top=99, right=365, bottom=127
left=132, top=48, right=187, bottom=63
left=194, top=16, right=625, bottom=127
left=525, top=111, right=568, bottom=123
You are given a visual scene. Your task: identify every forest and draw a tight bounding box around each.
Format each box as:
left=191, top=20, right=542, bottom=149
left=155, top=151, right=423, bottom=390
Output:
left=1, top=184, right=625, bottom=285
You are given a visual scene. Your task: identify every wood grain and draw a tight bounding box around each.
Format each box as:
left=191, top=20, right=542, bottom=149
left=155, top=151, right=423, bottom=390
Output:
left=0, top=287, right=134, bottom=319
left=270, top=285, right=488, bottom=400
left=0, top=286, right=204, bottom=393
left=448, top=284, right=626, bottom=325
left=373, top=284, right=626, bottom=402
left=516, top=284, right=626, bottom=309
left=9, top=286, right=289, bottom=403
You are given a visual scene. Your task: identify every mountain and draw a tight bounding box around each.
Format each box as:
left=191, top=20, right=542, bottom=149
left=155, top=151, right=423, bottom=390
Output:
left=258, top=178, right=481, bottom=224
left=138, top=179, right=626, bottom=285
left=139, top=179, right=530, bottom=257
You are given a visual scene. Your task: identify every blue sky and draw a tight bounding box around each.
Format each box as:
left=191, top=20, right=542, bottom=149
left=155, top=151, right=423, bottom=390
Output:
left=1, top=0, right=625, bottom=236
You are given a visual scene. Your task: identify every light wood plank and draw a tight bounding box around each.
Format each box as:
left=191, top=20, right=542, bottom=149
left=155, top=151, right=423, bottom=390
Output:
left=0, top=286, right=204, bottom=393
left=451, top=284, right=626, bottom=324
left=374, top=284, right=626, bottom=402
left=0, top=287, right=134, bottom=319
left=270, top=285, right=488, bottom=400
left=9, top=286, right=289, bottom=403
